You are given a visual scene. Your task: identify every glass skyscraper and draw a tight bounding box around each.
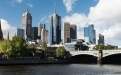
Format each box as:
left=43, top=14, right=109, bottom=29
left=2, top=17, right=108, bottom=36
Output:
left=38, top=23, right=45, bottom=39
left=84, top=24, right=96, bottom=44
left=21, top=7, right=32, bottom=41
left=98, top=34, right=104, bottom=45
left=32, top=27, right=38, bottom=40
left=48, top=6, right=61, bottom=45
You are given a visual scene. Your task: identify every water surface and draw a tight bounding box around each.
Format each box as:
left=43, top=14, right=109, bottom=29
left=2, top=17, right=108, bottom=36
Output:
left=0, top=64, right=121, bottom=75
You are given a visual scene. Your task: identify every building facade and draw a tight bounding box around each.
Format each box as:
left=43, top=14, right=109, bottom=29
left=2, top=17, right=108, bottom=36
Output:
left=38, top=23, right=45, bottom=39
left=48, top=6, right=61, bottom=45
left=70, top=24, right=77, bottom=39
left=98, top=34, right=104, bottom=45
left=8, top=28, right=24, bottom=40
left=84, top=24, right=96, bottom=44
left=64, top=22, right=70, bottom=43
left=65, top=39, right=89, bottom=51
left=21, top=7, right=32, bottom=41
left=32, top=27, right=38, bottom=40
left=0, top=20, right=3, bottom=41
left=41, top=28, right=48, bottom=43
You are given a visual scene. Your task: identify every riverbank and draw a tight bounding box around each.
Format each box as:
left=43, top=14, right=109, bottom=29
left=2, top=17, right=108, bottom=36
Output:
left=0, top=59, right=68, bottom=65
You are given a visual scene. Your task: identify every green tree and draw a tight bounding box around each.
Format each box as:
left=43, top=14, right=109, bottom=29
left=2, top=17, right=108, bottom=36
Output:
left=27, top=44, right=36, bottom=56
left=41, top=43, right=47, bottom=51
left=93, top=44, right=118, bottom=50
left=11, top=36, right=27, bottom=57
left=40, top=43, right=47, bottom=59
left=56, top=46, right=66, bottom=58
left=0, top=40, right=12, bottom=56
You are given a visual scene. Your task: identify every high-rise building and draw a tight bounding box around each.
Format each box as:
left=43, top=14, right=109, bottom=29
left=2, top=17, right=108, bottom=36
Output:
left=7, top=28, right=24, bottom=40
left=38, top=23, right=45, bottom=39
left=48, top=6, right=61, bottom=45
left=64, top=22, right=70, bottom=43
left=41, top=28, right=48, bottom=43
left=70, top=24, right=77, bottom=39
left=32, top=27, right=38, bottom=40
left=84, top=24, right=96, bottom=44
left=21, top=7, right=32, bottom=41
left=0, top=20, right=3, bottom=42
left=98, top=34, right=104, bottom=45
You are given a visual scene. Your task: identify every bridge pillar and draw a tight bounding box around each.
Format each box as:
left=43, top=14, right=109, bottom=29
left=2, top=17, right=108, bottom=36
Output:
left=97, top=50, right=103, bottom=64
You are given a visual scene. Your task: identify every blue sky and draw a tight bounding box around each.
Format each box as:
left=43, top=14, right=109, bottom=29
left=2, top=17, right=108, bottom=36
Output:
left=0, top=0, right=98, bottom=28
left=0, top=0, right=121, bottom=47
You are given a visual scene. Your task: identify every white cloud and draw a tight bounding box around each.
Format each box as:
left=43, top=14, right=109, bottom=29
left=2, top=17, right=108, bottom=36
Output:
left=9, top=0, right=22, bottom=6
left=62, top=0, right=121, bottom=46
left=15, top=0, right=22, bottom=3
left=63, top=0, right=77, bottom=13
left=0, top=19, right=15, bottom=37
left=40, top=15, right=47, bottom=23
left=27, top=3, right=33, bottom=7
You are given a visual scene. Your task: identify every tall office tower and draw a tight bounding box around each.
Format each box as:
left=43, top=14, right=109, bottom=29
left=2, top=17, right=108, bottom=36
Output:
left=38, top=23, right=45, bottom=39
left=21, top=7, right=32, bottom=41
left=7, top=28, right=24, bottom=40
left=41, top=28, right=48, bottom=43
left=64, top=22, right=70, bottom=43
left=84, top=24, right=96, bottom=44
left=70, top=24, right=77, bottom=39
left=98, top=34, right=104, bottom=45
left=48, top=6, right=61, bottom=45
left=32, top=27, right=38, bottom=40
left=0, top=20, right=3, bottom=42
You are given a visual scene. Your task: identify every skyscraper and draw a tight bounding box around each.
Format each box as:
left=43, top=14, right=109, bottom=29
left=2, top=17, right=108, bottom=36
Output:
left=32, top=27, right=38, bottom=40
left=70, top=24, right=77, bottom=39
left=84, top=24, right=96, bottom=44
left=48, top=6, right=61, bottom=45
left=41, top=28, right=48, bottom=43
left=7, top=28, right=24, bottom=40
left=38, top=23, right=45, bottom=39
left=64, top=22, right=70, bottom=43
left=21, top=7, right=32, bottom=40
left=98, top=34, right=104, bottom=45
left=0, top=20, right=3, bottom=42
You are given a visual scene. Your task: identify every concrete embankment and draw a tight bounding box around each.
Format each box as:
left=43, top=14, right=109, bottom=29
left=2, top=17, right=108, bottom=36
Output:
left=0, top=59, right=68, bottom=65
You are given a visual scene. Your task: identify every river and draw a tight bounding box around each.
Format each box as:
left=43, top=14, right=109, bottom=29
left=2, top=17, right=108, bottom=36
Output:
left=0, top=64, right=121, bottom=75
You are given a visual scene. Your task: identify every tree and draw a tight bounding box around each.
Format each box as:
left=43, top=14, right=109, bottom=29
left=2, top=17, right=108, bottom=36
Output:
left=40, top=43, right=48, bottom=59
left=93, top=44, right=118, bottom=50
left=0, top=40, right=12, bottom=56
left=41, top=43, right=47, bottom=51
left=11, top=36, right=27, bottom=57
left=56, top=46, right=66, bottom=59
left=27, top=44, right=36, bottom=56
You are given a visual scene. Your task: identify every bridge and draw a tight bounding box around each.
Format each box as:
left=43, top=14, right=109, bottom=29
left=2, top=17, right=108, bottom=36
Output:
left=68, top=50, right=121, bottom=64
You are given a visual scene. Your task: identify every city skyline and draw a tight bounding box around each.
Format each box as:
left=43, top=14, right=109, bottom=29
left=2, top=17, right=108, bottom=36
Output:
left=0, top=0, right=121, bottom=47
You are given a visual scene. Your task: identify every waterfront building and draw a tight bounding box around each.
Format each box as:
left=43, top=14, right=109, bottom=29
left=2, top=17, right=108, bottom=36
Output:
left=84, top=24, right=96, bottom=44
left=0, top=20, right=3, bottom=42
left=70, top=24, right=77, bottom=39
left=38, top=23, right=45, bottom=39
left=7, top=28, right=24, bottom=40
left=65, top=39, right=89, bottom=51
left=98, top=34, right=104, bottom=45
left=41, top=28, right=48, bottom=43
left=48, top=6, right=61, bottom=45
left=21, top=7, right=32, bottom=41
left=32, top=27, right=38, bottom=40
left=64, top=22, right=70, bottom=43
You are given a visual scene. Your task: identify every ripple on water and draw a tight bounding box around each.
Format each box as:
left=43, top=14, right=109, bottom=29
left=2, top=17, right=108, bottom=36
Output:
left=0, top=64, right=121, bottom=75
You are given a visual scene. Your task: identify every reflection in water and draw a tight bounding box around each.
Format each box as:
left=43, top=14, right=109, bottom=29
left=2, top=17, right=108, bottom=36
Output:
left=0, top=64, right=121, bottom=75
